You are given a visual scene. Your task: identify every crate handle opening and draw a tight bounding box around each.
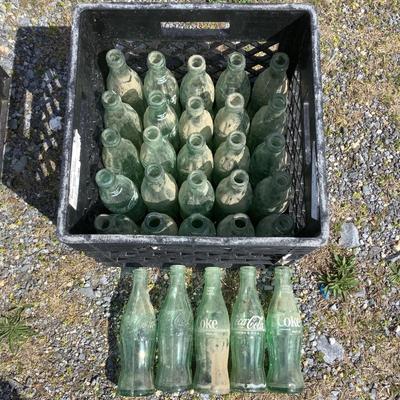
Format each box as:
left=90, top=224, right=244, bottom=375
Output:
left=160, top=21, right=230, bottom=30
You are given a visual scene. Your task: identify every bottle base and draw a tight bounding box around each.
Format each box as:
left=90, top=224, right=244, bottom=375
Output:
left=267, top=385, right=304, bottom=394
left=118, top=388, right=155, bottom=397
left=231, top=384, right=267, bottom=393
left=155, top=385, right=191, bottom=393
left=194, top=386, right=230, bottom=395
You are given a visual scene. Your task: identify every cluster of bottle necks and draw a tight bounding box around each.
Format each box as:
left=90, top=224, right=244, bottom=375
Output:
left=118, top=265, right=303, bottom=397
left=94, top=48, right=294, bottom=237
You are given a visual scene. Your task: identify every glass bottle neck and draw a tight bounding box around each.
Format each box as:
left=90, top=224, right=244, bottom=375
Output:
left=127, top=269, right=148, bottom=307
left=239, top=272, right=257, bottom=293
left=229, top=172, right=248, bottom=193
left=110, top=62, right=130, bottom=77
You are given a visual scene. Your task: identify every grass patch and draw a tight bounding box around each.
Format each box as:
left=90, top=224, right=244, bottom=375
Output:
left=389, top=263, right=400, bottom=286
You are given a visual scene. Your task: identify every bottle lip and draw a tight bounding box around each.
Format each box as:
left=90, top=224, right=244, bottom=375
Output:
left=148, top=90, right=166, bottom=108
left=102, top=90, right=121, bottom=108
left=230, top=169, right=249, bottom=188
left=170, top=264, right=186, bottom=273
left=101, top=128, right=121, bottom=147
left=227, top=131, right=246, bottom=151
left=95, top=168, right=115, bottom=188
left=240, top=265, right=256, bottom=273
left=188, top=54, right=206, bottom=73
left=266, top=132, right=286, bottom=151
left=143, top=126, right=162, bottom=143
left=133, top=267, right=148, bottom=280
left=270, top=93, right=287, bottom=113
left=94, top=214, right=112, bottom=232
left=225, top=92, right=245, bottom=112
left=190, top=214, right=206, bottom=231
left=145, top=163, right=165, bottom=181
left=204, top=266, right=222, bottom=276
left=270, top=52, right=289, bottom=73
left=274, top=265, right=293, bottom=281
left=231, top=213, right=250, bottom=230
left=187, top=96, right=204, bottom=117
left=147, top=50, right=166, bottom=69
left=228, top=52, right=246, bottom=71
left=272, top=170, right=291, bottom=191
left=187, top=133, right=205, bottom=152
left=274, top=214, right=294, bottom=234
left=188, top=170, right=207, bottom=188
left=144, top=212, right=165, bottom=232
left=106, top=49, right=126, bottom=69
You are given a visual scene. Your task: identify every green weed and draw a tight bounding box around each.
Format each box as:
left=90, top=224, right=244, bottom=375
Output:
left=389, top=263, right=400, bottom=286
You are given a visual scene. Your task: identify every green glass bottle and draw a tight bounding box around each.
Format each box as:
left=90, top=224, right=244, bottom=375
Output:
left=256, top=214, right=294, bottom=237
left=141, top=164, right=179, bottom=219
left=180, top=55, right=215, bottom=113
left=117, top=268, right=156, bottom=397
left=178, top=96, right=213, bottom=146
left=251, top=171, right=291, bottom=219
left=248, top=93, right=287, bottom=152
left=101, top=128, right=144, bottom=187
left=230, top=266, right=266, bottom=392
left=102, top=90, right=143, bottom=152
left=94, top=214, right=139, bottom=234
left=266, top=266, right=304, bottom=394
left=144, top=50, right=181, bottom=116
left=156, top=265, right=193, bottom=392
left=215, top=52, right=251, bottom=110
left=177, top=133, right=214, bottom=185
left=178, top=170, right=215, bottom=219
left=216, top=213, right=255, bottom=237
left=247, top=52, right=289, bottom=117
left=213, top=131, right=250, bottom=184
left=213, top=93, right=250, bottom=149
left=143, top=90, right=179, bottom=151
left=194, top=267, right=230, bottom=395
left=95, top=169, right=146, bottom=223
left=106, top=48, right=146, bottom=117
left=215, top=169, right=253, bottom=219
left=141, top=212, right=178, bottom=235
left=179, top=213, right=216, bottom=237
left=140, top=126, right=176, bottom=178
left=249, top=132, right=287, bottom=185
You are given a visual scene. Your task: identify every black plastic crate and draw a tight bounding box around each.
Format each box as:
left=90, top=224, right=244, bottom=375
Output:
left=57, top=3, right=329, bottom=267
left=0, top=66, right=11, bottom=178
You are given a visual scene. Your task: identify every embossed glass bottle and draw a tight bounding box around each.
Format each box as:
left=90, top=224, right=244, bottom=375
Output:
left=140, top=126, right=176, bottom=178
left=144, top=50, right=181, bottom=116
left=156, top=265, right=193, bottom=392
left=215, top=52, right=251, bottom=110
left=215, top=169, right=253, bottom=219
left=101, top=127, right=143, bottom=187
left=177, top=133, right=213, bottom=185
left=141, top=212, right=178, bottom=235
left=179, top=213, right=216, bottom=237
left=247, top=52, right=289, bottom=117
left=94, top=214, right=139, bottom=234
left=216, top=213, right=255, bottom=237
left=230, top=266, right=266, bottom=392
left=213, top=92, right=250, bottom=149
left=249, top=132, right=287, bottom=185
left=102, top=90, right=143, bottom=152
left=95, top=169, right=146, bottom=223
left=256, top=214, right=294, bottom=237
left=106, top=48, right=146, bottom=117
left=194, top=267, right=230, bottom=395
left=266, top=266, right=304, bottom=394
left=141, top=164, right=179, bottom=219
left=178, top=170, right=215, bottom=219
left=143, top=90, right=179, bottom=151
left=213, top=131, right=250, bottom=184
left=178, top=96, right=213, bottom=146
left=248, top=93, right=287, bottom=151
left=180, top=55, right=215, bottom=113
left=117, top=268, right=156, bottom=397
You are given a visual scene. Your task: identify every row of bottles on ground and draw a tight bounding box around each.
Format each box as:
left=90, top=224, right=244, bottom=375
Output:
left=118, top=265, right=303, bottom=396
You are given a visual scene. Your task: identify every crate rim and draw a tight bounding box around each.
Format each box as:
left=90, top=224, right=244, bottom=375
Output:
left=57, top=2, right=329, bottom=250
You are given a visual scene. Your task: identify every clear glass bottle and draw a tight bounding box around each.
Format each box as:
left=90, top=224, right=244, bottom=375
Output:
left=178, top=96, right=213, bottom=146
left=141, top=164, right=179, bottom=219
left=256, top=214, right=294, bottom=237
left=106, top=48, right=146, bottom=118
left=213, top=131, right=250, bottom=184
left=94, top=214, right=139, bottom=234
left=117, top=268, right=156, bottom=397
left=179, top=213, right=216, bottom=237
left=251, top=171, right=291, bottom=219
left=156, top=265, right=193, bottom=392
left=178, top=170, right=215, bottom=219
left=180, top=55, right=215, bottom=113
left=215, top=169, right=253, bottom=219
left=230, top=266, right=266, bottom=392
left=266, top=266, right=304, bottom=394
left=213, top=93, right=250, bottom=149
left=95, top=169, right=146, bottom=223
left=249, top=132, right=287, bottom=185
left=193, top=267, right=230, bottom=395
left=247, top=52, right=289, bottom=117
left=143, top=90, right=179, bottom=151
left=141, top=212, right=178, bottom=235
left=101, top=127, right=143, bottom=187
left=177, top=133, right=213, bottom=185
left=140, top=126, right=176, bottom=178
left=102, top=90, right=143, bottom=152
left=144, top=50, right=181, bottom=116
left=215, top=52, right=251, bottom=110
left=216, top=213, right=255, bottom=237
left=248, top=93, right=287, bottom=151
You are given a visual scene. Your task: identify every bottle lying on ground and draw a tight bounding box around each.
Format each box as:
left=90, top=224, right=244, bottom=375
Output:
left=94, top=214, right=139, bottom=234
left=216, top=213, right=255, bottom=237
left=179, top=213, right=216, bottom=237
left=140, top=212, right=178, bottom=235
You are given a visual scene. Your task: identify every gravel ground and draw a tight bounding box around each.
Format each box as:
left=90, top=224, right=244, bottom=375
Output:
left=0, top=1, right=399, bottom=399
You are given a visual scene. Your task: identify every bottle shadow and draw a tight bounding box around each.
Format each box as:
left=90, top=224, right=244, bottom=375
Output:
left=0, top=380, right=22, bottom=400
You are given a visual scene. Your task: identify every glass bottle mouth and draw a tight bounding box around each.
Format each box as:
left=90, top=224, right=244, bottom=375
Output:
left=270, top=52, right=289, bottom=73
left=170, top=264, right=186, bottom=274
left=101, top=128, right=121, bottom=147
left=106, top=49, right=126, bottom=69
left=274, top=214, right=294, bottom=235
left=95, top=168, right=115, bottom=188
left=270, top=93, right=287, bottom=113
left=191, top=215, right=205, bottom=230
left=147, top=50, right=166, bottom=70
left=144, top=212, right=165, bottom=233
left=228, top=52, right=246, bottom=71
left=188, top=134, right=205, bottom=152
left=94, top=214, right=112, bottom=232
left=143, top=126, right=162, bottom=143
left=230, top=169, right=249, bottom=189
left=240, top=265, right=256, bottom=274
left=187, top=96, right=204, bottom=117
left=205, top=266, right=221, bottom=276
left=232, top=213, right=249, bottom=230
left=225, top=92, right=245, bottom=112
left=145, top=164, right=164, bottom=182
left=148, top=90, right=166, bottom=108
left=266, top=132, right=286, bottom=152
left=133, top=267, right=148, bottom=281
left=188, top=55, right=206, bottom=73
left=102, top=90, right=121, bottom=109
left=227, top=131, right=246, bottom=151
left=188, top=170, right=207, bottom=188
left=273, top=171, right=291, bottom=191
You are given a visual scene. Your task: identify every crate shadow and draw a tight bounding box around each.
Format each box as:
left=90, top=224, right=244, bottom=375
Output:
left=1, top=27, right=70, bottom=222
left=0, top=380, right=21, bottom=400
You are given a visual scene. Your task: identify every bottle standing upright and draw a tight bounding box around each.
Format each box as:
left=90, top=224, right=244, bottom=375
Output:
left=266, top=266, right=304, bottom=394
left=117, top=268, right=156, bottom=397
left=156, top=265, right=193, bottom=392
left=194, top=267, right=230, bottom=395
left=230, top=266, right=266, bottom=392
